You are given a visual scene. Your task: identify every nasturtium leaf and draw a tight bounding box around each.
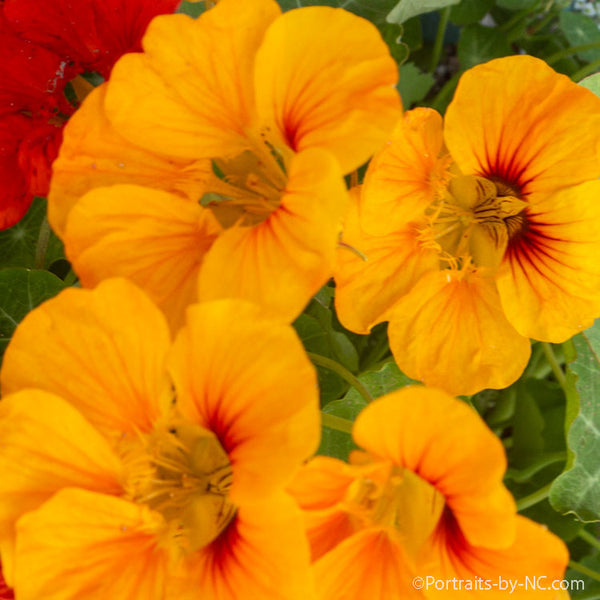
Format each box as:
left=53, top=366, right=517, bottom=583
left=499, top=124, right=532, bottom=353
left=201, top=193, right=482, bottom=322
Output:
left=397, top=62, right=435, bottom=108
left=550, top=321, right=600, bottom=522
left=0, top=199, right=64, bottom=270
left=560, top=11, right=600, bottom=63
left=0, top=268, right=66, bottom=362
left=579, top=73, right=600, bottom=98
left=319, top=396, right=367, bottom=460
left=457, top=24, right=512, bottom=71
left=343, top=359, right=417, bottom=404
left=176, top=1, right=205, bottom=17
left=449, top=0, right=493, bottom=26
left=496, top=0, right=536, bottom=9
left=276, top=0, right=398, bottom=26
left=386, top=0, right=459, bottom=25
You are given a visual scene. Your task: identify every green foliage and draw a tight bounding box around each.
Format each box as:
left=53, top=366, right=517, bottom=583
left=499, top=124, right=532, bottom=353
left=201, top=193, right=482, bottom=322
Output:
left=580, top=73, right=600, bottom=97
left=277, top=0, right=398, bottom=25
left=457, top=24, right=512, bottom=70
left=551, top=322, right=600, bottom=522
left=398, top=62, right=435, bottom=107
left=560, top=11, right=600, bottom=63
left=0, top=269, right=66, bottom=362
left=0, top=199, right=64, bottom=270
left=177, top=1, right=205, bottom=17
left=450, top=0, right=494, bottom=25
left=387, top=0, right=460, bottom=25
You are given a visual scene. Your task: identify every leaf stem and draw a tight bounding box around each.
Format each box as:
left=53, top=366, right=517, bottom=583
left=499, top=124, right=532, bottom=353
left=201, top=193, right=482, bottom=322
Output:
left=573, top=58, right=600, bottom=83
left=546, top=41, right=600, bottom=66
left=34, top=216, right=51, bottom=270
left=579, top=529, right=600, bottom=552
left=516, top=482, right=552, bottom=512
left=321, top=412, right=354, bottom=434
left=307, top=353, right=373, bottom=404
left=429, top=7, right=451, bottom=74
left=569, top=560, right=600, bottom=584
left=541, top=342, right=567, bottom=392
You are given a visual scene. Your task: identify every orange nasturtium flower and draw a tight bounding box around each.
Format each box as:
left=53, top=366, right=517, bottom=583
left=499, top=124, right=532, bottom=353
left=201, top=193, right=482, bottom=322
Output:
left=0, top=279, right=320, bottom=600
left=334, top=55, right=600, bottom=395
left=288, top=387, right=568, bottom=600
left=47, top=0, right=401, bottom=328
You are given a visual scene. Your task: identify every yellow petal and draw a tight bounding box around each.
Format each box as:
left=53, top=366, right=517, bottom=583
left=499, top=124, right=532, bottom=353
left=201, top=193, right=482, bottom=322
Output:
left=314, top=528, right=421, bottom=600
left=353, top=388, right=516, bottom=549
left=445, top=55, right=600, bottom=202
left=387, top=269, right=531, bottom=395
left=197, top=148, right=348, bottom=322
left=1, top=279, right=171, bottom=436
left=168, top=300, right=320, bottom=505
left=361, top=108, right=451, bottom=235
left=105, top=0, right=281, bottom=159
left=64, top=185, right=221, bottom=332
left=14, top=489, right=168, bottom=600
left=334, top=187, right=439, bottom=333
left=254, top=6, right=401, bottom=174
left=48, top=84, right=211, bottom=238
left=0, top=390, right=123, bottom=587
left=174, top=492, right=315, bottom=600
left=497, top=180, right=600, bottom=342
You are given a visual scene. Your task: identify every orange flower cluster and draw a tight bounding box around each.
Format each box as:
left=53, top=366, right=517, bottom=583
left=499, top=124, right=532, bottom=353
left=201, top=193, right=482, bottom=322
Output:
left=0, top=0, right=598, bottom=598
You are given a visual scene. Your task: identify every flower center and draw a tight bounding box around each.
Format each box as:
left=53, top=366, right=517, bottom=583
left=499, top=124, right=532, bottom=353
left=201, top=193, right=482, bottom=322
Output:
left=343, top=453, right=444, bottom=558
left=121, top=420, right=235, bottom=555
left=201, top=139, right=288, bottom=228
left=421, top=175, right=527, bottom=272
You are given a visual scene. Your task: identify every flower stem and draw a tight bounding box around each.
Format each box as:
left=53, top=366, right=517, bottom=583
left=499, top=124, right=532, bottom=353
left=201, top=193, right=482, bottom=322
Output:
left=569, top=560, right=600, bottom=584
left=429, top=7, right=451, bottom=74
left=307, top=353, right=373, bottom=404
left=516, top=482, right=552, bottom=512
left=34, top=216, right=51, bottom=270
left=572, top=58, right=600, bottom=83
left=321, top=412, right=354, bottom=434
left=541, top=342, right=567, bottom=393
left=546, top=41, right=600, bottom=66
left=579, top=529, right=600, bottom=552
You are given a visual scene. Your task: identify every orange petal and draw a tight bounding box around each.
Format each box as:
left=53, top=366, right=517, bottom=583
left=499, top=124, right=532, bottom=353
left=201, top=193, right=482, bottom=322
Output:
left=168, top=300, right=320, bottom=505
left=175, top=492, right=314, bottom=600
left=14, top=489, right=168, bottom=600
left=361, top=108, right=451, bottom=235
left=334, top=187, right=439, bottom=334
left=314, top=528, right=421, bottom=600
left=64, top=185, right=221, bottom=332
left=0, top=279, right=171, bottom=436
left=497, top=180, right=600, bottom=342
left=445, top=55, right=600, bottom=202
left=48, top=84, right=211, bottom=238
left=0, top=390, right=123, bottom=586
left=387, top=269, right=531, bottom=395
left=105, top=0, right=281, bottom=159
left=197, top=148, right=348, bottom=322
left=287, top=456, right=358, bottom=561
left=353, top=388, right=516, bottom=549
left=423, top=515, right=568, bottom=599
left=254, top=6, right=401, bottom=174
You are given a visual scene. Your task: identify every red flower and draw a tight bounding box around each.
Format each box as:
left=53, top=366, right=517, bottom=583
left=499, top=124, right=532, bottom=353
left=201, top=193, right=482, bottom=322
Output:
left=0, top=0, right=181, bottom=230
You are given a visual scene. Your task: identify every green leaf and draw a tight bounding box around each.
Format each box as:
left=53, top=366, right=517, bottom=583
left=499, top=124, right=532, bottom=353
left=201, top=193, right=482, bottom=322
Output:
left=277, top=0, right=398, bottom=25
left=398, top=62, right=435, bottom=108
left=450, top=0, right=494, bottom=25
left=457, top=24, right=512, bottom=71
left=560, top=11, right=600, bottom=63
left=0, top=268, right=66, bottom=362
left=580, top=73, right=600, bottom=97
left=386, top=0, right=459, bottom=25
left=177, top=1, right=205, bottom=17
left=496, top=0, right=536, bottom=9
left=319, top=396, right=367, bottom=460
left=0, top=199, right=64, bottom=270
left=343, top=360, right=416, bottom=404
left=550, top=321, right=600, bottom=522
